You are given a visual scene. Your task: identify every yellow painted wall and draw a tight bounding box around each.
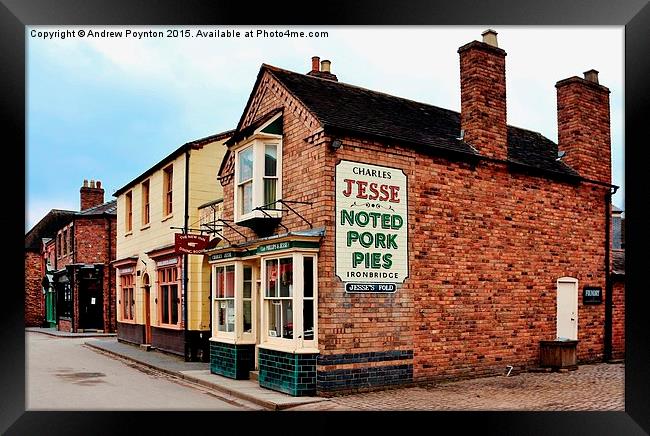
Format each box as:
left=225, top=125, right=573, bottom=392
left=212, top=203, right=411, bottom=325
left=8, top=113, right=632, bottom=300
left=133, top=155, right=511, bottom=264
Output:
left=115, top=137, right=228, bottom=331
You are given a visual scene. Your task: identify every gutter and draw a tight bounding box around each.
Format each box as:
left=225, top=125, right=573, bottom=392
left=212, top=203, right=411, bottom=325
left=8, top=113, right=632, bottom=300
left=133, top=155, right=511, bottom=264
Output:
left=106, top=215, right=112, bottom=333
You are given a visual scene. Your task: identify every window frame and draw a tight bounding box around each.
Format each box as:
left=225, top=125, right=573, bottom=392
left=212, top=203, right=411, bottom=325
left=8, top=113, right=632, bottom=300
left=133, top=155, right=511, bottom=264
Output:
left=260, top=251, right=318, bottom=351
left=141, top=179, right=150, bottom=227
left=163, top=165, right=173, bottom=217
left=232, top=129, right=283, bottom=224
left=119, top=273, right=135, bottom=322
left=210, top=261, right=257, bottom=344
left=158, top=265, right=181, bottom=328
left=125, top=191, right=133, bottom=233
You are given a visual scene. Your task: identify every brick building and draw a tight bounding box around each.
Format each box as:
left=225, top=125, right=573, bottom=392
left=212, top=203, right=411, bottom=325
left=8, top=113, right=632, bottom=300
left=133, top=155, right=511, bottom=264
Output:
left=611, top=205, right=625, bottom=361
left=24, top=180, right=117, bottom=333
left=203, top=29, right=619, bottom=396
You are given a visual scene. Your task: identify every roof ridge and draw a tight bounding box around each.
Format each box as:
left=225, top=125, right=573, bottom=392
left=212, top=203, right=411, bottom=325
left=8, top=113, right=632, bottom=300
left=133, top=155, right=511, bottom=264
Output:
left=265, top=64, right=557, bottom=143
left=264, top=63, right=461, bottom=117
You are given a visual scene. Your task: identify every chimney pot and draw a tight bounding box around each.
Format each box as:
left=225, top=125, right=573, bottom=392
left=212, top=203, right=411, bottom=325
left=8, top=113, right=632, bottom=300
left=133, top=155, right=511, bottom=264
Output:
left=311, top=56, right=320, bottom=72
left=96, top=180, right=101, bottom=189
left=90, top=180, right=95, bottom=188
left=83, top=179, right=88, bottom=188
left=583, top=69, right=599, bottom=84
left=320, top=60, right=331, bottom=73
left=481, top=29, right=498, bottom=47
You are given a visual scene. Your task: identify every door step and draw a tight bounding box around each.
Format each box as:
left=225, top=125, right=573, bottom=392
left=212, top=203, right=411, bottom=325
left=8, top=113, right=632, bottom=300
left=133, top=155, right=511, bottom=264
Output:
left=249, top=371, right=259, bottom=381
left=140, top=344, right=153, bottom=352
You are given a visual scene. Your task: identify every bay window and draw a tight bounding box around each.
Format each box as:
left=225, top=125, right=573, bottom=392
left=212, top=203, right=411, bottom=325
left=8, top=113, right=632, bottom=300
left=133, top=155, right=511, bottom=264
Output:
left=262, top=252, right=318, bottom=349
left=211, top=262, right=257, bottom=342
left=233, top=133, right=282, bottom=223
left=215, top=265, right=235, bottom=333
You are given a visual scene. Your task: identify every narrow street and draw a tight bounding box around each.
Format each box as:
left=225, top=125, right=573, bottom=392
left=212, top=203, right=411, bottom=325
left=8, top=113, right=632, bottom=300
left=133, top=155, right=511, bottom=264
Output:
left=26, top=332, right=256, bottom=411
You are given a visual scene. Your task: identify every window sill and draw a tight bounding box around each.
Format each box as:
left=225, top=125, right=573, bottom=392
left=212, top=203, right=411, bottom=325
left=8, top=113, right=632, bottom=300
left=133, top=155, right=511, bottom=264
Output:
left=118, top=319, right=137, bottom=325
left=161, top=214, right=173, bottom=223
left=258, top=342, right=320, bottom=354
left=157, top=323, right=182, bottom=330
left=140, top=224, right=150, bottom=231
left=208, top=335, right=257, bottom=345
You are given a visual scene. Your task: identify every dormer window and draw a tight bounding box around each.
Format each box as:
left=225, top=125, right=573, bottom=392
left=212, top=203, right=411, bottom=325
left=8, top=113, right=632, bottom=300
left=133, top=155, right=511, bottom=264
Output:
left=233, top=114, right=283, bottom=229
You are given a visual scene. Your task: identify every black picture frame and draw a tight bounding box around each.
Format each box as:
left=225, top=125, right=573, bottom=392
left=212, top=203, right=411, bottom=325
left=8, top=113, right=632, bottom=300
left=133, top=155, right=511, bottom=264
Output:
left=5, top=0, right=649, bottom=434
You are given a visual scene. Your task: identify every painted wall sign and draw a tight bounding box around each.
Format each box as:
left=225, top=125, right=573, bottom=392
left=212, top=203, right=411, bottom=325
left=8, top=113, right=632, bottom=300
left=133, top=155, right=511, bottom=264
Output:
left=210, top=251, right=237, bottom=261
left=118, top=266, right=134, bottom=274
left=175, top=233, right=210, bottom=254
left=156, top=257, right=179, bottom=268
left=345, top=283, right=397, bottom=293
left=336, top=160, right=408, bottom=284
left=583, top=286, right=603, bottom=304
left=258, top=241, right=291, bottom=253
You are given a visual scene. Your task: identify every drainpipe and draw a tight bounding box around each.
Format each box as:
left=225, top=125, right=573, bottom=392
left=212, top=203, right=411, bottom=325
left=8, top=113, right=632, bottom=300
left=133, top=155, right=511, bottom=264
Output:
left=183, top=149, right=190, bottom=361
left=603, top=186, right=618, bottom=362
left=106, top=215, right=112, bottom=333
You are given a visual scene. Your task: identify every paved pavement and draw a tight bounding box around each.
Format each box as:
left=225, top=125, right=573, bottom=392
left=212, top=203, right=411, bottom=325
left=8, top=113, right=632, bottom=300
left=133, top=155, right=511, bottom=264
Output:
left=29, top=329, right=624, bottom=412
left=290, top=362, right=625, bottom=411
left=26, top=332, right=257, bottom=410
left=84, top=337, right=328, bottom=410
left=26, top=327, right=116, bottom=338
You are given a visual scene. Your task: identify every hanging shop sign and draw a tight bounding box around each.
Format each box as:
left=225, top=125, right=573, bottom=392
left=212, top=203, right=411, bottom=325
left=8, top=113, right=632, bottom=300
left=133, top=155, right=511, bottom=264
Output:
left=175, top=233, right=210, bottom=254
left=583, top=286, right=603, bottom=304
left=336, top=160, right=408, bottom=287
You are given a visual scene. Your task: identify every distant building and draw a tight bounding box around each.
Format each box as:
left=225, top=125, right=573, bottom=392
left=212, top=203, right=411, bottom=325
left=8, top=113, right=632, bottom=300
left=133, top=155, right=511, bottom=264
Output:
left=25, top=180, right=117, bottom=333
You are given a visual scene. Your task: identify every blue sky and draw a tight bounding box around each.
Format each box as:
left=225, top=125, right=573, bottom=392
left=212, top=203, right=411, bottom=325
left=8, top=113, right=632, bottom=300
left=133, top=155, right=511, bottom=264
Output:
left=26, top=26, right=624, bottom=231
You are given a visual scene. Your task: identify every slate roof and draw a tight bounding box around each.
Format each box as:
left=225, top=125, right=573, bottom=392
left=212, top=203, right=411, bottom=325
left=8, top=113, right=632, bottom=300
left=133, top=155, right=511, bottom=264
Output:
left=78, top=200, right=117, bottom=216
left=260, top=65, right=579, bottom=178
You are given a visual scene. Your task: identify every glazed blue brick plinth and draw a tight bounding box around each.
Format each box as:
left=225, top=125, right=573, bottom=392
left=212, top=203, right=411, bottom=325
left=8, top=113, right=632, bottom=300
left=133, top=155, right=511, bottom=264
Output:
left=210, top=341, right=254, bottom=380
left=258, top=348, right=317, bottom=396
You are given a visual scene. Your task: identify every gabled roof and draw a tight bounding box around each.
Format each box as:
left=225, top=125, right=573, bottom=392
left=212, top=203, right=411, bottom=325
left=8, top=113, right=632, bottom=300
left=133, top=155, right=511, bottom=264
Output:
left=25, top=209, right=76, bottom=251
left=114, top=129, right=234, bottom=197
left=231, top=64, right=580, bottom=179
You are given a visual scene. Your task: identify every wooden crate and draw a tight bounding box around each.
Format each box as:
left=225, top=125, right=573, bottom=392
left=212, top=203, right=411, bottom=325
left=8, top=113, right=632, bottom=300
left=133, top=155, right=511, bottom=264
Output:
left=539, top=340, right=578, bottom=370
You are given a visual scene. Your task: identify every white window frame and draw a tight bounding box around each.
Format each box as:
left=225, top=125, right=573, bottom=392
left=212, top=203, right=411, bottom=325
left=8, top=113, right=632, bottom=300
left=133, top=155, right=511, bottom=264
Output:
left=260, top=251, right=318, bottom=352
left=211, top=261, right=257, bottom=344
left=233, top=115, right=283, bottom=224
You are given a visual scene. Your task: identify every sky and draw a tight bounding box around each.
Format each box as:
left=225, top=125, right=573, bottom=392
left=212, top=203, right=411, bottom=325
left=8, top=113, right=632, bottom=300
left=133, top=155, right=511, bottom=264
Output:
left=26, top=26, right=625, bottom=231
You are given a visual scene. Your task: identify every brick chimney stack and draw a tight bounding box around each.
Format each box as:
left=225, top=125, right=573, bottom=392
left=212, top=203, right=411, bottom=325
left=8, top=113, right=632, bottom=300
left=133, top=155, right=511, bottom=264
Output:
left=458, top=29, right=508, bottom=160
left=306, top=55, right=338, bottom=82
left=80, top=178, right=105, bottom=211
left=555, top=69, right=611, bottom=184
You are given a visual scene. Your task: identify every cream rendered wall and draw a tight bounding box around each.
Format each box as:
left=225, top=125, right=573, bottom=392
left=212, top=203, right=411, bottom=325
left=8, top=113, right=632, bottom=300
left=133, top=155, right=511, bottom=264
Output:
left=116, top=153, right=187, bottom=327
left=186, top=139, right=228, bottom=331
left=115, top=137, right=228, bottom=332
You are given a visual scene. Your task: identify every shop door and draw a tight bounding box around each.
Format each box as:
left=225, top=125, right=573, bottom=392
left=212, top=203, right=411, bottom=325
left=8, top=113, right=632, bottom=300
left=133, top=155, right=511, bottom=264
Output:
left=556, top=278, right=578, bottom=340
left=79, top=279, right=103, bottom=330
left=46, top=289, right=56, bottom=327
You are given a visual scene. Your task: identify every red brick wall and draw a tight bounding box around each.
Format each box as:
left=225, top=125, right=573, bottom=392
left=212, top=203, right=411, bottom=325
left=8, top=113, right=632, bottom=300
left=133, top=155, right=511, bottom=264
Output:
left=219, top=70, right=610, bottom=383
left=58, top=318, right=72, bottom=333
left=25, top=251, right=44, bottom=327
left=74, top=216, right=117, bottom=332
left=556, top=77, right=611, bottom=184
left=611, top=279, right=625, bottom=360
left=458, top=41, right=508, bottom=160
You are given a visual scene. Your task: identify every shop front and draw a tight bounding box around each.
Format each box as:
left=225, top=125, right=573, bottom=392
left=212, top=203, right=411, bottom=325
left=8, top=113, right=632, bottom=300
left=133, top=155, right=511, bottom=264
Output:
left=207, top=231, right=321, bottom=396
